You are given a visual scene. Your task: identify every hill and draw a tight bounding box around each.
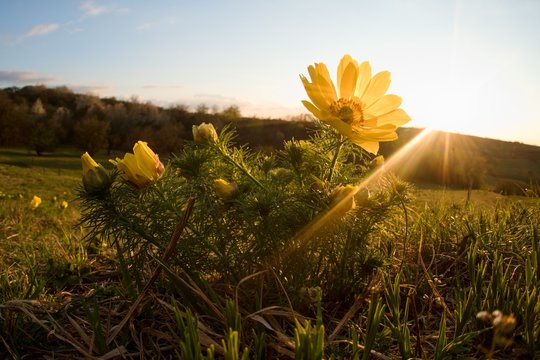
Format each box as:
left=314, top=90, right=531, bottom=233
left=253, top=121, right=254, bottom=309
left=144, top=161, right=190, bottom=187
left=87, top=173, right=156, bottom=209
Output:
left=379, top=128, right=540, bottom=192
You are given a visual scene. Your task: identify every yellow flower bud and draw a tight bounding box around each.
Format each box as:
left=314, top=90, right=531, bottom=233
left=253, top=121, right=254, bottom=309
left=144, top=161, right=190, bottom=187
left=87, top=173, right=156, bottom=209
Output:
left=192, top=123, right=218, bottom=142
left=213, top=179, right=238, bottom=200
left=81, top=152, right=111, bottom=194
left=30, top=195, right=42, bottom=209
left=82, top=152, right=99, bottom=174
left=310, top=175, right=327, bottom=191
left=370, top=155, right=385, bottom=168
left=60, top=200, right=68, bottom=209
left=110, top=141, right=164, bottom=189
left=329, top=185, right=357, bottom=219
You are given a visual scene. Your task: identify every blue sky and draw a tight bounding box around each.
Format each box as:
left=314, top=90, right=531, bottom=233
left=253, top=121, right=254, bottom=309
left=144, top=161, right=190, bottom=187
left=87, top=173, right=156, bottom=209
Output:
left=1, top=0, right=539, bottom=145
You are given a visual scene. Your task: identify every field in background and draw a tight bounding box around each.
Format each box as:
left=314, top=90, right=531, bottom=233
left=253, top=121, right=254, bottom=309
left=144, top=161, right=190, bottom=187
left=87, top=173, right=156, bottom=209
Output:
left=1, top=145, right=536, bottom=209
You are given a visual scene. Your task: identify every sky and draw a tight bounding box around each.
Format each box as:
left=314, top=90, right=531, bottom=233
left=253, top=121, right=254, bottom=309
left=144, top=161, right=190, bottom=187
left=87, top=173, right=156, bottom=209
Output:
left=1, top=0, right=539, bottom=145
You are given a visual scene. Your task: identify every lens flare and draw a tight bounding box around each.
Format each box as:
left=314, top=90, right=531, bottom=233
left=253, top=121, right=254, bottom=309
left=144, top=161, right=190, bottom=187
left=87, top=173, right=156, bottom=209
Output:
left=285, top=128, right=434, bottom=253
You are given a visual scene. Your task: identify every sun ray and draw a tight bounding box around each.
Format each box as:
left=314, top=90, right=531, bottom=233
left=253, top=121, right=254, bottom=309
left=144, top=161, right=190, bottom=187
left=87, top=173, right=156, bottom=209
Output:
left=443, top=132, right=450, bottom=188
left=284, top=128, right=434, bottom=255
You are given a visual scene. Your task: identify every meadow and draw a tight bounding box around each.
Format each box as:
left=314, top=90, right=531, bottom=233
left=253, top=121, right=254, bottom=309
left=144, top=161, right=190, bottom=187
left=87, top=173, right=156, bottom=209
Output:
left=0, top=133, right=539, bottom=360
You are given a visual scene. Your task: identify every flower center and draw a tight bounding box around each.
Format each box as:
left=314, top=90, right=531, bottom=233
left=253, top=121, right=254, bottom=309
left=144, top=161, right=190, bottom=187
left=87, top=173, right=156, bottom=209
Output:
left=329, top=98, right=364, bottom=125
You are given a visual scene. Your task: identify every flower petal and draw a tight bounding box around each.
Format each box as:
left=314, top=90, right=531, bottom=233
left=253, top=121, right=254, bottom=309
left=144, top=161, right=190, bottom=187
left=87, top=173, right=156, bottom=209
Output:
left=313, top=66, right=337, bottom=103
left=315, top=63, right=336, bottom=93
left=357, top=141, right=379, bottom=154
left=302, top=100, right=324, bottom=120
left=337, top=55, right=358, bottom=98
left=365, top=94, right=402, bottom=117
left=357, top=124, right=397, bottom=136
left=301, top=75, right=331, bottom=110
left=354, top=61, right=371, bottom=98
left=116, top=153, right=139, bottom=182
left=376, top=108, right=411, bottom=126
left=338, top=62, right=358, bottom=99
left=134, top=141, right=158, bottom=180
left=361, top=70, right=391, bottom=108
left=337, top=55, right=355, bottom=82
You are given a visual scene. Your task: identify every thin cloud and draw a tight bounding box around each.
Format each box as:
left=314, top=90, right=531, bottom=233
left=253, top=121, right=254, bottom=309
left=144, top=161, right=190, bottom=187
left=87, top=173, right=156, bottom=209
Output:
left=142, top=84, right=183, bottom=89
left=24, top=23, right=59, bottom=38
left=193, top=93, right=239, bottom=102
left=136, top=23, right=152, bottom=32
left=71, top=84, right=114, bottom=95
left=81, top=0, right=108, bottom=16
left=0, top=70, right=60, bottom=85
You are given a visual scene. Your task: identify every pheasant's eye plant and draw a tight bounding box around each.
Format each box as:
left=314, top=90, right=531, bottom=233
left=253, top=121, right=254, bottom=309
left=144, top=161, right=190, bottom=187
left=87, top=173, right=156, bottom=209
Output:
left=78, top=54, right=411, bottom=305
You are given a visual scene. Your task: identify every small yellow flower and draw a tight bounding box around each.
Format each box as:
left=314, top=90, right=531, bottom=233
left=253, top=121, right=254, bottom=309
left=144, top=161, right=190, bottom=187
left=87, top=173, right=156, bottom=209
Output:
left=300, top=54, right=411, bottom=154
left=110, top=141, right=165, bottom=188
left=213, top=179, right=238, bottom=200
left=192, top=123, right=218, bottom=142
left=60, top=200, right=68, bottom=209
left=30, top=195, right=42, bottom=209
left=81, top=152, right=111, bottom=193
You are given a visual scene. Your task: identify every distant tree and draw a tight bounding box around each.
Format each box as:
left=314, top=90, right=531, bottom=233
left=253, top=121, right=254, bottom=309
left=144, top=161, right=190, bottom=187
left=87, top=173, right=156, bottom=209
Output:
left=26, top=98, right=60, bottom=155
left=221, top=105, right=241, bottom=119
left=74, top=116, right=110, bottom=155
left=0, top=97, right=33, bottom=145
left=196, top=103, right=209, bottom=114
left=29, top=120, right=59, bottom=156
left=105, top=103, right=130, bottom=152
left=172, top=104, right=189, bottom=113
left=128, top=122, right=185, bottom=154
left=152, top=122, right=185, bottom=153
left=45, top=86, right=76, bottom=109
left=31, top=98, right=46, bottom=117
left=0, top=90, right=13, bottom=144
left=288, top=114, right=314, bottom=122
left=75, top=94, right=103, bottom=115
left=49, top=107, right=72, bottom=143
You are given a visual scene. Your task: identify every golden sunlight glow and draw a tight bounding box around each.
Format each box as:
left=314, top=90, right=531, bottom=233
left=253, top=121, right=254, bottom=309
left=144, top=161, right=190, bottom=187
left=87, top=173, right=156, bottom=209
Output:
left=285, top=129, right=431, bottom=251
left=285, top=127, right=491, bottom=254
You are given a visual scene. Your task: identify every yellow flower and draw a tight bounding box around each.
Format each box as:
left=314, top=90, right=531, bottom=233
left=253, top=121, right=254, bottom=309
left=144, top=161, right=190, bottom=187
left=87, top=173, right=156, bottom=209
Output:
left=192, top=123, right=218, bottom=142
left=81, top=152, right=111, bottom=193
left=300, top=54, right=411, bottom=154
left=110, top=141, right=165, bottom=188
left=60, top=200, right=68, bottom=209
left=30, top=195, right=41, bottom=209
left=213, top=179, right=238, bottom=200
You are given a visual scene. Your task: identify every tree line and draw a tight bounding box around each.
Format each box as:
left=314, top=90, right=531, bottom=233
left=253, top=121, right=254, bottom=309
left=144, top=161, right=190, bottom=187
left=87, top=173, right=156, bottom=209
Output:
left=0, top=85, right=310, bottom=156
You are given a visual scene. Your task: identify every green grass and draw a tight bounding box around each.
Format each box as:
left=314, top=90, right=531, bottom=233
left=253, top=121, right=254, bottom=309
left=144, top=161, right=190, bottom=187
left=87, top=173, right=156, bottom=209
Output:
left=1, top=145, right=539, bottom=359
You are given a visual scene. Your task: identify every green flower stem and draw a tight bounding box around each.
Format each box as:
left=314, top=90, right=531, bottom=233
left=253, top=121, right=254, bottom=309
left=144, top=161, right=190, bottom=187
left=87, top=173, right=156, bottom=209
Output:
left=214, top=144, right=265, bottom=190
left=327, top=136, right=346, bottom=182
